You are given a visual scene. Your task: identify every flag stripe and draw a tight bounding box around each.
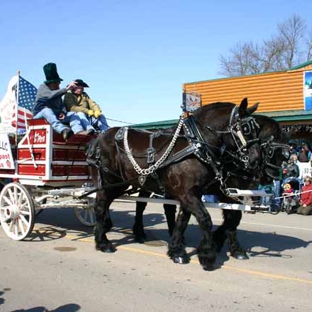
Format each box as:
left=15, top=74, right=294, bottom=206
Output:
left=0, top=75, right=36, bottom=133
left=14, top=76, right=36, bottom=129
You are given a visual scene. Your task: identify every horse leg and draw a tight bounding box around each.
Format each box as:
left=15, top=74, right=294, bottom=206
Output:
left=194, top=203, right=216, bottom=271
left=163, top=204, right=176, bottom=236
left=94, top=198, right=115, bottom=252
left=212, top=222, right=227, bottom=253
left=167, top=208, right=191, bottom=264
left=133, top=190, right=151, bottom=243
left=169, top=197, right=216, bottom=270
left=223, top=210, right=248, bottom=259
left=133, top=201, right=147, bottom=243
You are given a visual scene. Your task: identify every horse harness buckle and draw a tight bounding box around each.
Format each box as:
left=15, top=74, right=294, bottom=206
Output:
left=147, top=131, right=162, bottom=165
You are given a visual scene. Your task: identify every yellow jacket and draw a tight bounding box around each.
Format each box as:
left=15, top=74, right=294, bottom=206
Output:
left=64, top=92, right=101, bottom=114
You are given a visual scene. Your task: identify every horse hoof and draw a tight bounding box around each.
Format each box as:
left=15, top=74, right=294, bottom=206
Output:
left=103, top=246, right=116, bottom=253
left=135, top=236, right=146, bottom=244
left=173, top=256, right=189, bottom=264
left=233, top=251, right=249, bottom=260
left=202, top=263, right=215, bottom=271
left=96, top=244, right=116, bottom=253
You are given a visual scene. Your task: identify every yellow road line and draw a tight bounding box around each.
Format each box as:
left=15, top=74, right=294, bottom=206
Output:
left=61, top=231, right=312, bottom=286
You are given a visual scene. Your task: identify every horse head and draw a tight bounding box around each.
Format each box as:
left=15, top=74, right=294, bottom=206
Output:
left=255, top=115, right=290, bottom=184
left=194, top=98, right=262, bottom=177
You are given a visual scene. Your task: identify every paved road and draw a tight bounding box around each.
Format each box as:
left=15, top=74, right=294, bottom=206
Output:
left=0, top=201, right=312, bottom=312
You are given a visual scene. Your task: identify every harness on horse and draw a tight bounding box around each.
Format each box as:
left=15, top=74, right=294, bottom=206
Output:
left=260, top=136, right=290, bottom=179
left=86, top=106, right=260, bottom=195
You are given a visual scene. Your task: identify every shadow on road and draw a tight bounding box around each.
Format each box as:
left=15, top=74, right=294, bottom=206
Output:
left=0, top=291, right=4, bottom=305
left=1, top=284, right=80, bottom=312
left=30, top=207, right=311, bottom=266
left=10, top=303, right=80, bottom=312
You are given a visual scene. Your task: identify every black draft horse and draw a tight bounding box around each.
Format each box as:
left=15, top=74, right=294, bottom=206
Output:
left=86, top=98, right=262, bottom=270
left=132, top=114, right=289, bottom=259
left=209, top=114, right=289, bottom=258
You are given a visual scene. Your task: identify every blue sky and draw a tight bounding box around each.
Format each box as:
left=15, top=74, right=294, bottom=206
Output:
left=1, top=0, right=311, bottom=126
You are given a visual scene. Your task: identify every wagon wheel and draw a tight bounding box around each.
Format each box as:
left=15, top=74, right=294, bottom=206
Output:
left=73, top=198, right=96, bottom=227
left=0, top=182, right=35, bottom=240
left=269, top=204, right=280, bottom=215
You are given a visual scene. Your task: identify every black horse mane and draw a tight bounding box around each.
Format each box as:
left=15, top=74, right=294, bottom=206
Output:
left=194, top=102, right=236, bottom=117
left=197, top=102, right=236, bottom=110
left=193, top=101, right=247, bottom=128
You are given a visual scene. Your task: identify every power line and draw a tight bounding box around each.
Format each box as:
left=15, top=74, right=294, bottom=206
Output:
left=106, top=117, right=135, bottom=125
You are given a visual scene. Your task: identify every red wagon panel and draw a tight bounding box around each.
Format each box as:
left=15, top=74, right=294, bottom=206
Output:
left=18, top=164, right=46, bottom=175
left=0, top=119, right=94, bottom=186
left=53, top=149, right=86, bottom=161
left=18, top=148, right=47, bottom=160
left=52, top=165, right=89, bottom=176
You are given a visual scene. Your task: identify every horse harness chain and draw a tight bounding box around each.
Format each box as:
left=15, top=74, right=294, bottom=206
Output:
left=123, top=117, right=184, bottom=176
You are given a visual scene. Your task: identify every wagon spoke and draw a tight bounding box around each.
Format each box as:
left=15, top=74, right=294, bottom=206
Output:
left=1, top=215, right=11, bottom=223
left=7, top=188, right=14, bottom=203
left=88, top=210, right=95, bottom=224
left=73, top=206, right=96, bottom=227
left=0, top=205, right=9, bottom=211
left=14, top=220, right=19, bottom=236
left=14, top=188, right=19, bottom=204
left=3, top=194, right=13, bottom=207
left=18, top=218, right=27, bottom=236
left=20, top=214, right=30, bottom=228
left=8, top=220, right=14, bottom=232
left=83, top=210, right=88, bottom=220
left=17, top=192, right=25, bottom=206
left=19, top=209, right=30, bottom=216
left=20, top=200, right=30, bottom=211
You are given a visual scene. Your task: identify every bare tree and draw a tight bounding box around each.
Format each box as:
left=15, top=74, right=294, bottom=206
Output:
left=306, top=27, right=312, bottom=61
left=219, top=15, right=311, bottom=77
left=278, top=14, right=306, bottom=68
left=219, top=42, right=261, bottom=76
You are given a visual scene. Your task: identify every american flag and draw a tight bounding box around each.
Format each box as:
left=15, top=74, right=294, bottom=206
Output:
left=12, top=76, right=37, bottom=129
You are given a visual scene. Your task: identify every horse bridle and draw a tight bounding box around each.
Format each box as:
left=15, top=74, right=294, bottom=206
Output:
left=206, top=106, right=260, bottom=170
left=261, top=136, right=290, bottom=179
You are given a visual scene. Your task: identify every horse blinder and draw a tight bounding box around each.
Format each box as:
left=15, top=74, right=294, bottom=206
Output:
left=230, top=116, right=260, bottom=169
left=262, top=141, right=290, bottom=179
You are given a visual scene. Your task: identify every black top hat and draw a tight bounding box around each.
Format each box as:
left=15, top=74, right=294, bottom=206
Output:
left=43, top=63, right=63, bottom=84
left=74, top=79, right=89, bottom=88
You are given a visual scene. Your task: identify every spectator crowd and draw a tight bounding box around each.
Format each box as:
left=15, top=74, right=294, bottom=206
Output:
left=268, top=141, right=312, bottom=215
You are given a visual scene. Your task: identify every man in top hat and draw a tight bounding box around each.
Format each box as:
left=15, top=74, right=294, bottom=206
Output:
left=32, top=63, right=95, bottom=140
left=63, top=79, right=109, bottom=133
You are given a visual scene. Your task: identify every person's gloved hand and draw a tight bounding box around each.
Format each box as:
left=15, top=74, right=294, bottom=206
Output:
left=87, top=110, right=94, bottom=116
left=94, top=110, right=102, bottom=118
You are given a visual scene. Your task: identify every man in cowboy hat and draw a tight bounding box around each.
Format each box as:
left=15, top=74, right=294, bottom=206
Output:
left=32, top=63, right=95, bottom=140
left=63, top=78, right=109, bottom=133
